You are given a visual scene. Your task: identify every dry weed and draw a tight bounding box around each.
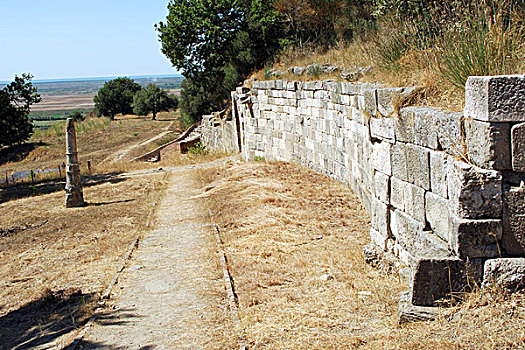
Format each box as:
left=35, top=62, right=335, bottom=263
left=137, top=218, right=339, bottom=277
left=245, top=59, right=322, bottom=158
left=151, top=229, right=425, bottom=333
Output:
left=199, top=161, right=525, bottom=349
left=200, top=161, right=403, bottom=349
left=0, top=171, right=166, bottom=325
left=251, top=40, right=465, bottom=111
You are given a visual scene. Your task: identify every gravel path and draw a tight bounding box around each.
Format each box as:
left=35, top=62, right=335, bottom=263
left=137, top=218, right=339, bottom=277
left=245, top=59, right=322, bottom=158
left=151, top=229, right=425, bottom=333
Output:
left=79, top=168, right=232, bottom=349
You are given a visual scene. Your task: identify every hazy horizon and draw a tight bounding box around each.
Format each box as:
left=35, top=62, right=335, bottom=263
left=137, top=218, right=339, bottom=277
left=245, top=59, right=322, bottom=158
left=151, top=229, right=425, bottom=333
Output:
left=0, top=1, right=179, bottom=81
left=0, top=73, right=184, bottom=85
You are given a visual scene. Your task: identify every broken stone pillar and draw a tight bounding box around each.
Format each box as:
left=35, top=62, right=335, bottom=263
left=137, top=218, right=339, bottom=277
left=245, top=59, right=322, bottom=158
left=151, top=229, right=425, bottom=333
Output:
left=65, top=118, right=85, bottom=207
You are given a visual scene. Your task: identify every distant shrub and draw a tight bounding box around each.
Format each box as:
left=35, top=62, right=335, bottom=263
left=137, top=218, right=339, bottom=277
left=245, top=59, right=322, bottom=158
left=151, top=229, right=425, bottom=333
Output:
left=188, top=141, right=208, bottom=155
left=67, top=111, right=86, bottom=122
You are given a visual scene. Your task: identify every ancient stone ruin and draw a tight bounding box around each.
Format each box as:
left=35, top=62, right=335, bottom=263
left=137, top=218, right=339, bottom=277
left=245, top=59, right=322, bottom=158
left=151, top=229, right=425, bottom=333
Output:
left=200, top=75, right=525, bottom=318
left=65, top=118, right=85, bottom=208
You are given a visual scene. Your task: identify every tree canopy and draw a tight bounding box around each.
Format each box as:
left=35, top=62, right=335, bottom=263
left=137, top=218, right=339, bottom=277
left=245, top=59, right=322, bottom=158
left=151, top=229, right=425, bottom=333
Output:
left=133, top=83, right=178, bottom=120
left=93, top=77, right=142, bottom=119
left=0, top=74, right=41, bottom=147
left=156, top=0, right=284, bottom=122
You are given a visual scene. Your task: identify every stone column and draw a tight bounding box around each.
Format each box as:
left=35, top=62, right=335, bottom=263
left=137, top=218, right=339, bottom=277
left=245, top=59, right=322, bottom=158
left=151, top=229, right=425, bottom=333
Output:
left=65, top=118, right=85, bottom=207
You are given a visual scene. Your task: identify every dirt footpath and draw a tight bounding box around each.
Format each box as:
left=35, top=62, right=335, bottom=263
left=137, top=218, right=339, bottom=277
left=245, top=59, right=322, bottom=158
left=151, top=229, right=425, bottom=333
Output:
left=78, top=168, right=235, bottom=349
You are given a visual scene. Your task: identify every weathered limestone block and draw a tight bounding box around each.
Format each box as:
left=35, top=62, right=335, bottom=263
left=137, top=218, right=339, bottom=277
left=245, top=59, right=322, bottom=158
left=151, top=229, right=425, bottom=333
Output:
left=371, top=197, right=390, bottom=237
left=483, top=258, right=525, bottom=292
left=464, top=119, right=511, bottom=170
left=360, top=85, right=378, bottom=116
left=370, top=228, right=389, bottom=251
left=304, top=81, right=323, bottom=91
left=341, top=82, right=360, bottom=95
left=391, top=177, right=426, bottom=222
left=352, top=107, right=367, bottom=125
left=376, top=86, right=421, bottom=117
left=395, top=108, right=416, bottom=143
left=450, top=217, right=502, bottom=258
left=390, top=209, right=426, bottom=254
left=374, top=171, right=390, bottom=204
left=502, top=186, right=525, bottom=256
left=407, top=146, right=430, bottom=190
left=425, top=192, right=450, bottom=242
left=413, top=108, right=438, bottom=149
left=512, top=123, right=525, bottom=172
left=399, top=291, right=438, bottom=324
left=447, top=159, right=503, bottom=219
left=430, top=151, right=449, bottom=198
left=371, top=141, right=392, bottom=176
left=411, top=258, right=483, bottom=306
left=435, top=110, right=463, bottom=156
left=391, top=143, right=430, bottom=190
left=465, top=75, right=525, bottom=122
left=370, top=117, right=395, bottom=142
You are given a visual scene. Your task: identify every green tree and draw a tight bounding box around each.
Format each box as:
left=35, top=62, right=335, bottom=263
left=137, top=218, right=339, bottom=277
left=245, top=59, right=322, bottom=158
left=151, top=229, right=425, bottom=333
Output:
left=0, top=74, right=41, bottom=147
left=93, top=77, right=141, bottom=119
left=67, top=110, right=86, bottom=122
left=157, top=0, right=284, bottom=122
left=133, top=83, right=178, bottom=120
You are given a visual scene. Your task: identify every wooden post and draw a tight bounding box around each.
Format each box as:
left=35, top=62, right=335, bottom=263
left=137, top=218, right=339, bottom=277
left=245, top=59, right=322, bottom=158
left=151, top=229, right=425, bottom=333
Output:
left=87, top=160, right=92, bottom=175
left=5, top=170, right=8, bottom=186
left=58, top=164, right=62, bottom=179
left=65, top=118, right=85, bottom=207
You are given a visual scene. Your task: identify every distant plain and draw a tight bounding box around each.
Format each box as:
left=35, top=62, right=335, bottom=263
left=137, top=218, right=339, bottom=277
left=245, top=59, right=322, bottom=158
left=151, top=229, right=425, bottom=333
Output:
left=26, top=75, right=183, bottom=126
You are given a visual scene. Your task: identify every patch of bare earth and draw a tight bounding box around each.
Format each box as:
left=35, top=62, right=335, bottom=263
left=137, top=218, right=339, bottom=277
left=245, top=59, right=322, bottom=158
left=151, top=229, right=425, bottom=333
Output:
left=0, top=170, right=166, bottom=349
left=200, top=161, right=525, bottom=349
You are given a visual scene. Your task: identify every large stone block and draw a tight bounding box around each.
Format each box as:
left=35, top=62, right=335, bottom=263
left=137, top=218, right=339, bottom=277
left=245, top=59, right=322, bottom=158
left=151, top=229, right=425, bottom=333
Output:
left=371, top=141, right=392, bottom=176
left=464, top=119, right=511, bottom=170
left=483, top=258, right=525, bottom=292
left=411, top=258, right=483, bottom=306
left=395, top=108, right=416, bottom=143
left=413, top=108, right=438, bottom=149
left=370, top=197, right=390, bottom=238
left=374, top=171, right=390, bottom=204
left=341, top=82, right=360, bottom=95
left=361, top=85, right=378, bottom=116
left=512, top=123, right=525, bottom=172
left=390, top=209, right=425, bottom=253
left=450, top=217, right=502, bottom=258
left=502, top=186, right=525, bottom=256
left=391, top=177, right=426, bottom=222
left=465, top=75, right=525, bottom=122
left=370, top=117, right=395, bottom=142
left=376, top=86, right=421, bottom=117
left=447, top=159, right=503, bottom=219
left=399, top=291, right=438, bottom=324
left=435, top=110, right=463, bottom=156
left=429, top=151, right=449, bottom=198
left=376, top=87, right=404, bottom=117
left=425, top=192, right=450, bottom=242
left=391, top=143, right=430, bottom=190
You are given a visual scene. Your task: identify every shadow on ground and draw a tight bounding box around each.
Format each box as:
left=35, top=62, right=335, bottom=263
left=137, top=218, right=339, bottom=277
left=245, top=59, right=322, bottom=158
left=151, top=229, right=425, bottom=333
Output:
left=66, top=309, right=149, bottom=350
left=0, top=143, right=48, bottom=166
left=0, top=172, right=126, bottom=204
left=0, top=289, right=97, bottom=350
left=76, top=342, right=154, bottom=350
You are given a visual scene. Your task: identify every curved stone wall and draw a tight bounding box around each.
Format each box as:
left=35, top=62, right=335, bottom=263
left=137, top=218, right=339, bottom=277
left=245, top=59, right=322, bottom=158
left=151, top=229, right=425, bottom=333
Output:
left=202, top=75, right=525, bottom=306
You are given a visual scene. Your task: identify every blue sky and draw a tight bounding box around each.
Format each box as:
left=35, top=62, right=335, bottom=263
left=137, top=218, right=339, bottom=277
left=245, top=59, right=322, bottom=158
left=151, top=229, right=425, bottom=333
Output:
left=0, top=1, right=179, bottom=81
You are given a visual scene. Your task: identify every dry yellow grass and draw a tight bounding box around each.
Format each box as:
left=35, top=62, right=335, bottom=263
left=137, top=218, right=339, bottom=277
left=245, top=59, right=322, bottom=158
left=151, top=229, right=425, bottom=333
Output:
left=0, top=114, right=181, bottom=177
left=251, top=40, right=465, bottom=111
left=0, top=170, right=167, bottom=348
left=199, top=160, right=525, bottom=349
